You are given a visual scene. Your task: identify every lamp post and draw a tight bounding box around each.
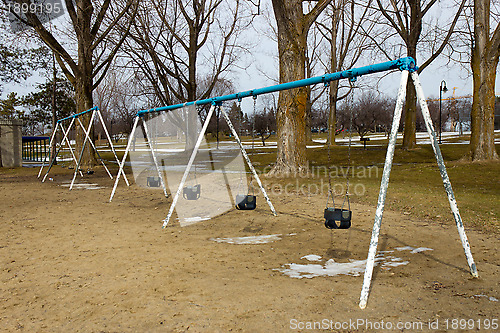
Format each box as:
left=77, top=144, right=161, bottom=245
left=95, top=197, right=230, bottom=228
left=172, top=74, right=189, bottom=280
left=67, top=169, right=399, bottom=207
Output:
left=439, top=80, right=448, bottom=144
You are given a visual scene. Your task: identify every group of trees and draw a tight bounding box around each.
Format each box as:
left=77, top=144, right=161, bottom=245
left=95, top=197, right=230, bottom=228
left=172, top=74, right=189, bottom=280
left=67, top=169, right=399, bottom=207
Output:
left=0, top=0, right=498, bottom=173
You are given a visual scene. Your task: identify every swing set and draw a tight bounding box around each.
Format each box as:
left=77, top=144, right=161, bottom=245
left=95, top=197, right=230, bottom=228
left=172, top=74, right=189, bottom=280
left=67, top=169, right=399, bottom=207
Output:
left=108, top=56, right=478, bottom=309
left=37, top=106, right=126, bottom=190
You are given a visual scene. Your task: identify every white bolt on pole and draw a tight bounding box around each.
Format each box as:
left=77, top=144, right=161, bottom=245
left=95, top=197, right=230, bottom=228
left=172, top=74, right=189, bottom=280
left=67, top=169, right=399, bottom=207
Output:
left=69, top=110, right=96, bottom=190
left=162, top=104, right=216, bottom=228
left=142, top=117, right=169, bottom=198
left=411, top=72, right=478, bottom=278
left=76, top=117, right=113, bottom=179
left=97, top=109, right=129, bottom=186
left=38, top=122, right=59, bottom=178
left=109, top=115, right=140, bottom=202
left=359, top=70, right=409, bottom=310
left=42, top=117, right=77, bottom=182
left=219, top=106, right=277, bottom=216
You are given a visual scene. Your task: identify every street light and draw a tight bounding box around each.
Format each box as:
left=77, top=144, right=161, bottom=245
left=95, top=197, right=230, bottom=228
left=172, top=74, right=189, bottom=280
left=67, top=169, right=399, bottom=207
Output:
left=439, top=80, right=448, bottom=144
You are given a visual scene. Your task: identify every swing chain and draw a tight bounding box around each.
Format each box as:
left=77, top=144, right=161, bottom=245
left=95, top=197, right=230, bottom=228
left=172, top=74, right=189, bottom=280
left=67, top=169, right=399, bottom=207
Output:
left=342, top=81, right=355, bottom=212
left=249, top=96, right=257, bottom=195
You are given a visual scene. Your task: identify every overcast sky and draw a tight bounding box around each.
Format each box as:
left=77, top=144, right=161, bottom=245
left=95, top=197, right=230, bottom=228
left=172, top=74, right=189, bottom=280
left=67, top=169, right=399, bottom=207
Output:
left=3, top=0, right=499, bottom=114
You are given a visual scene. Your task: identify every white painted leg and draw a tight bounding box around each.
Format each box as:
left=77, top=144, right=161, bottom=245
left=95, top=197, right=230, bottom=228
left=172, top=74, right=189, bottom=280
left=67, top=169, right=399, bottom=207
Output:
left=162, top=105, right=216, bottom=228
left=411, top=72, right=478, bottom=278
left=38, top=122, right=59, bottom=178
left=60, top=122, right=84, bottom=178
left=97, top=110, right=130, bottom=185
left=142, top=117, right=169, bottom=198
left=70, top=111, right=96, bottom=190
left=42, top=117, right=77, bottom=182
left=219, top=106, right=277, bottom=216
left=76, top=117, right=112, bottom=179
left=359, top=70, right=409, bottom=309
left=109, top=116, right=140, bottom=202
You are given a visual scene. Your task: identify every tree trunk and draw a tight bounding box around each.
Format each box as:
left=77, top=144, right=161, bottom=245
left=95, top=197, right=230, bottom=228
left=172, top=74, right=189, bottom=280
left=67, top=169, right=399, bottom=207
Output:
left=402, top=2, right=421, bottom=149
left=269, top=2, right=309, bottom=175
left=402, top=78, right=417, bottom=149
left=469, top=0, right=499, bottom=161
left=73, top=1, right=96, bottom=169
left=74, top=77, right=96, bottom=169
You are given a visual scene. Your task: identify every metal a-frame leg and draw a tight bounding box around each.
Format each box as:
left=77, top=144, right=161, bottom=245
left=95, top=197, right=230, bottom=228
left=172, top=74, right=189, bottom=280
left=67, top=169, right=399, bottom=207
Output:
left=75, top=117, right=113, bottom=179
left=359, top=71, right=409, bottom=309
left=219, top=105, right=277, bottom=216
left=359, top=70, right=478, bottom=310
left=411, top=72, right=478, bottom=277
left=42, top=117, right=80, bottom=182
left=109, top=116, right=140, bottom=202
left=96, top=109, right=130, bottom=186
left=142, top=117, right=169, bottom=198
left=38, top=122, right=59, bottom=178
left=60, top=122, right=84, bottom=178
left=162, top=104, right=216, bottom=228
left=69, top=111, right=96, bottom=190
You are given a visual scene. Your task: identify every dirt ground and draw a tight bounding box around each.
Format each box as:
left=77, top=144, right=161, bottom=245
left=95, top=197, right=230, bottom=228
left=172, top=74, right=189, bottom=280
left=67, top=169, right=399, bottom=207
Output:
left=1, top=166, right=499, bottom=332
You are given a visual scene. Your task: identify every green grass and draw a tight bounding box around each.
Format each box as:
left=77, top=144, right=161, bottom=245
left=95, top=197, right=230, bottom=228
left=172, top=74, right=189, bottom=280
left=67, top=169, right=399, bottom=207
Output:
left=249, top=141, right=500, bottom=232
left=32, top=134, right=499, bottom=232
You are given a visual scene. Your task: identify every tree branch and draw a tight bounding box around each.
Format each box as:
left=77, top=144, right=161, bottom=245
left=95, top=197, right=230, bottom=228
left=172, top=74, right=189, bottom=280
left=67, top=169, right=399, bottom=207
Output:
left=304, top=0, right=332, bottom=30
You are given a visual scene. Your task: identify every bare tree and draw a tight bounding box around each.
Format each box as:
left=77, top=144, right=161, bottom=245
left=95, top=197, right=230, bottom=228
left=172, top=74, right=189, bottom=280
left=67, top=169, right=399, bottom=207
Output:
left=122, top=0, right=245, bottom=108
left=12, top=0, right=139, bottom=167
left=93, top=67, right=147, bottom=141
left=338, top=90, right=393, bottom=139
left=372, top=0, right=466, bottom=149
left=469, top=0, right=499, bottom=160
left=249, top=95, right=277, bottom=147
left=269, top=0, right=331, bottom=175
left=316, top=0, right=376, bottom=146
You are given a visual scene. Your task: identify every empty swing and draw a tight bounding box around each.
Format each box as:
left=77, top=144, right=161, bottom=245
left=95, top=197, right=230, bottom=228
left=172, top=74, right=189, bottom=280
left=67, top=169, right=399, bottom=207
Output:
left=324, top=80, right=355, bottom=229
left=183, top=106, right=202, bottom=200
left=235, top=98, right=257, bottom=210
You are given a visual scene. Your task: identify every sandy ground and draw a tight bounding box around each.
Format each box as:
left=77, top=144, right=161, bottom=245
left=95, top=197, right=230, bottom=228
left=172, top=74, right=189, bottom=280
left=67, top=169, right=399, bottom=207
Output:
left=0, top=166, right=499, bottom=332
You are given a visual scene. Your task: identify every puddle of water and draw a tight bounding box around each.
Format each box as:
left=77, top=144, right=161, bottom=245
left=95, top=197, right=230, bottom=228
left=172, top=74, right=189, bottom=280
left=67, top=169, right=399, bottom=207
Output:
left=474, top=294, right=499, bottom=302
left=278, top=246, right=432, bottom=279
left=211, top=234, right=283, bottom=245
left=301, top=254, right=322, bottom=261
left=181, top=216, right=211, bottom=226
left=60, top=183, right=104, bottom=190
left=395, top=246, right=434, bottom=254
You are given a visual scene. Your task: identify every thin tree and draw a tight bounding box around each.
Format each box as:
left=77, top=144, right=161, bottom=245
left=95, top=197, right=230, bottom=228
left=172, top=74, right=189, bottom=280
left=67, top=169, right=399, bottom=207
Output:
left=122, top=0, right=244, bottom=106
left=270, top=0, right=331, bottom=175
left=14, top=0, right=138, bottom=167
left=316, top=0, right=376, bottom=146
left=373, top=0, right=466, bottom=149
left=469, top=0, right=499, bottom=160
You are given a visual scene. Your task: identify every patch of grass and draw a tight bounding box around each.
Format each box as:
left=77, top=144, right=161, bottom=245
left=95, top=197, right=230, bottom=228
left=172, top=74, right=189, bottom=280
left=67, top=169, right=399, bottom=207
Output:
left=250, top=142, right=500, bottom=232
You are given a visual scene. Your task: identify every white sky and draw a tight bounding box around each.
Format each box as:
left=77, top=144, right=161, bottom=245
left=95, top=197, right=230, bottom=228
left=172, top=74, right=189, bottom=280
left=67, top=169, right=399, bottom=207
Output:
left=3, top=0, right=499, bottom=114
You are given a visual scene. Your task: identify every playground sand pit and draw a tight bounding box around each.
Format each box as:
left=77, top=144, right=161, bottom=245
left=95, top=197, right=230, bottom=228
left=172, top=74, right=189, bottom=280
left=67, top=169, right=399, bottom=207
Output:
left=1, top=167, right=499, bottom=332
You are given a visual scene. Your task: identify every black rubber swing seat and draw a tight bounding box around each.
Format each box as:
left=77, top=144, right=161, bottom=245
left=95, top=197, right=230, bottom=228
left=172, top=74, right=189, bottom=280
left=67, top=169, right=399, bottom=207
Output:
left=147, top=176, right=161, bottom=187
left=183, top=184, right=201, bottom=200
left=235, top=194, right=256, bottom=210
left=324, top=207, right=352, bottom=229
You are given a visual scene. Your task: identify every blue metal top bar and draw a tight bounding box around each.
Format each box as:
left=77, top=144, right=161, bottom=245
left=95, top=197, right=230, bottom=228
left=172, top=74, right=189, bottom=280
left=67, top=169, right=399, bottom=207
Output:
left=57, top=106, right=99, bottom=123
left=137, top=57, right=416, bottom=117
